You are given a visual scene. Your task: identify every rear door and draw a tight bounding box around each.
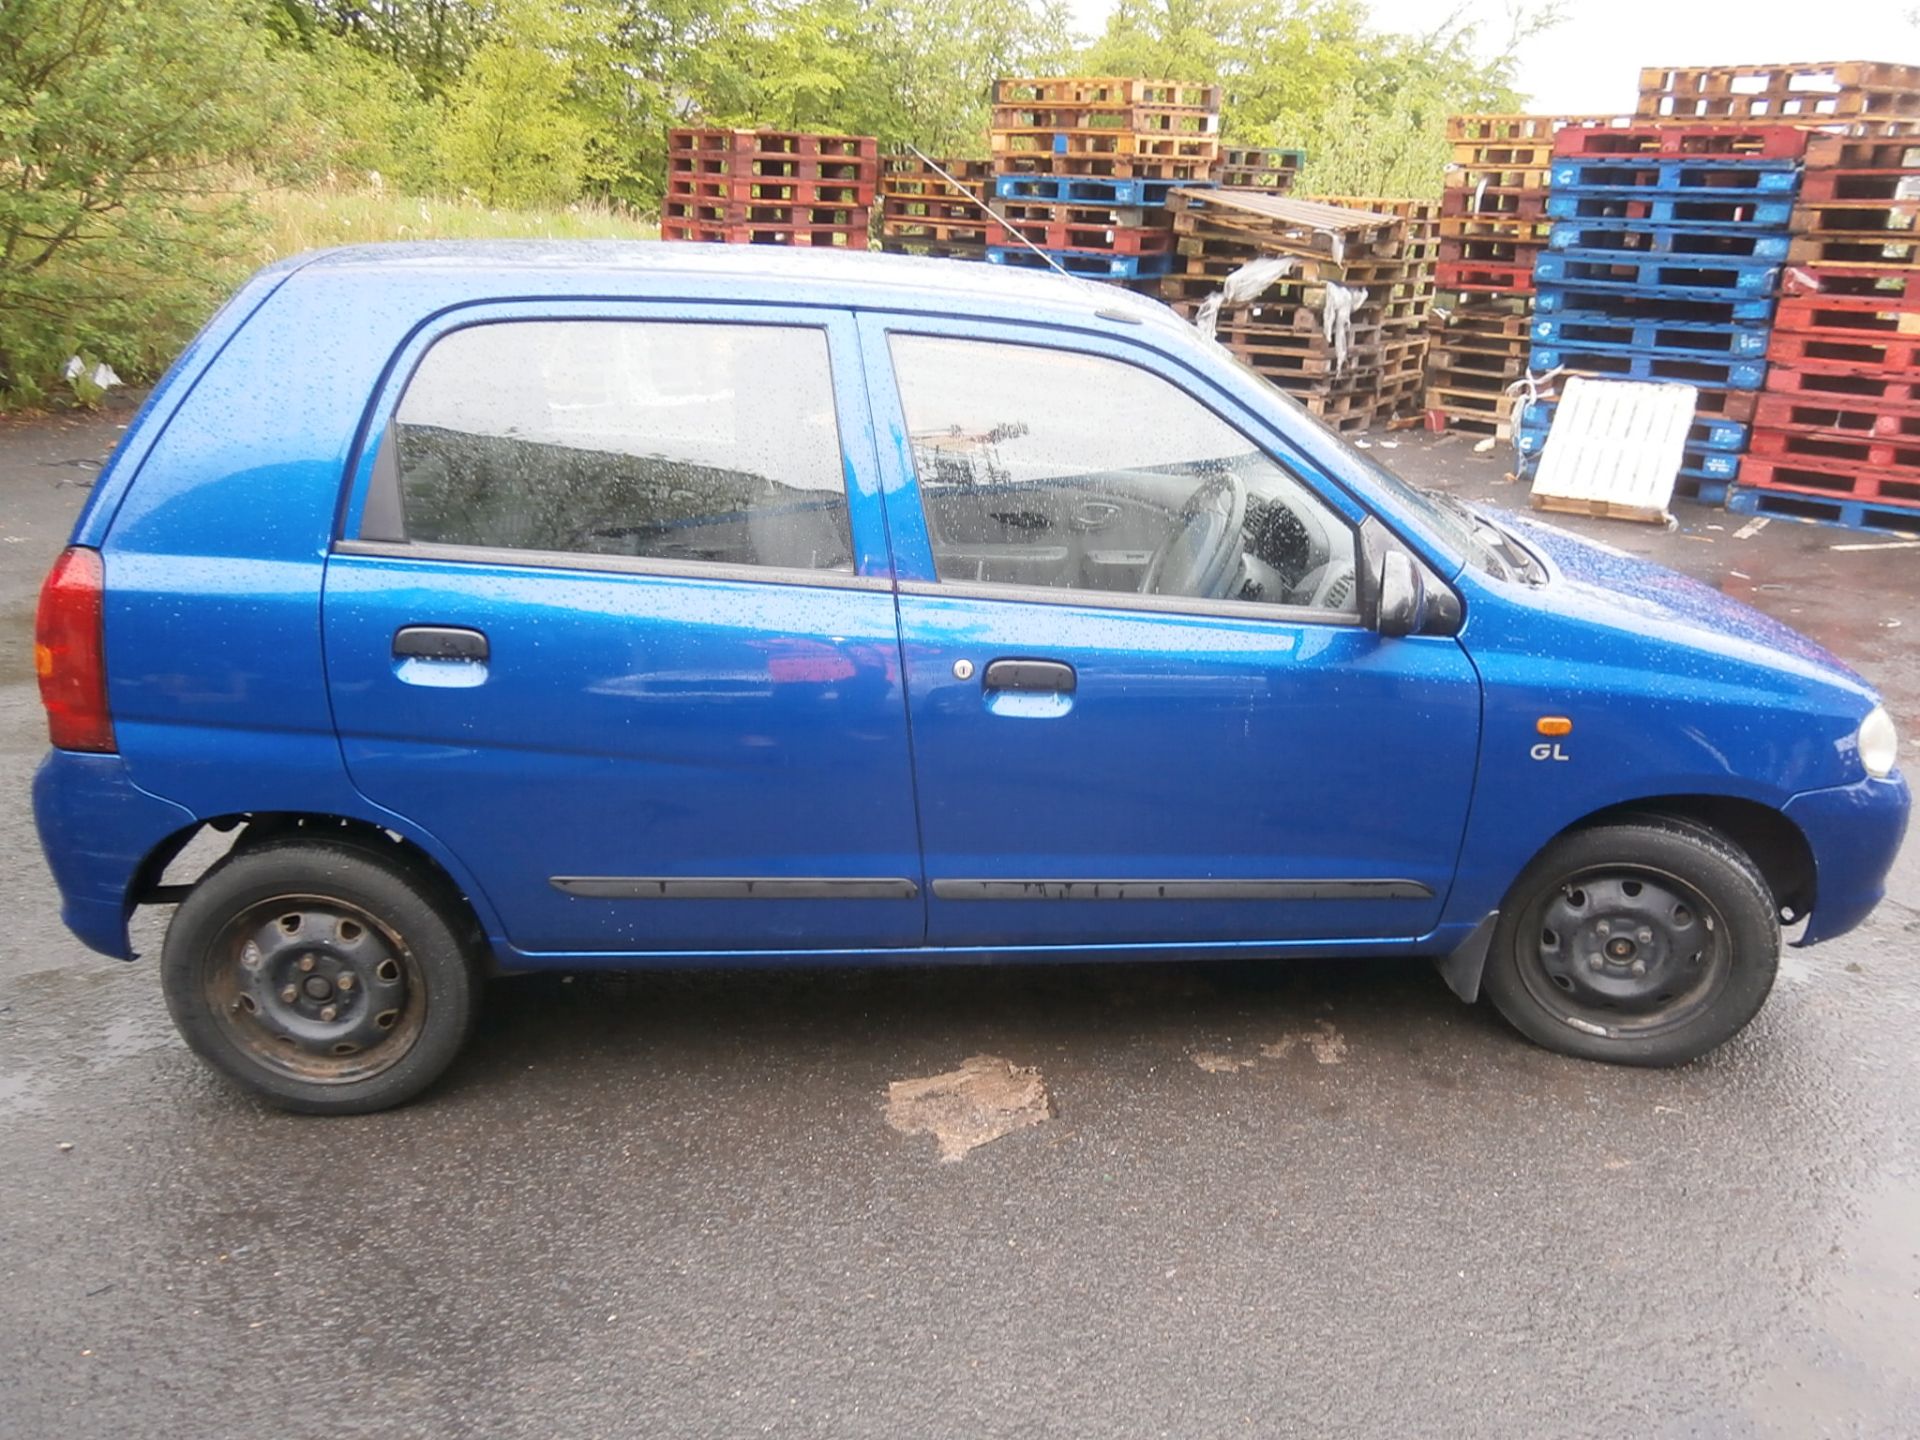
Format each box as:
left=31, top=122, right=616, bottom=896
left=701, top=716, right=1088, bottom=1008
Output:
left=323, top=304, right=924, bottom=956
left=858, top=313, right=1482, bottom=951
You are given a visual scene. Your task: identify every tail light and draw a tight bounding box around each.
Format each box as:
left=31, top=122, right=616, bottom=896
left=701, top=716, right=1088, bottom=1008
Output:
left=34, top=546, right=115, bottom=753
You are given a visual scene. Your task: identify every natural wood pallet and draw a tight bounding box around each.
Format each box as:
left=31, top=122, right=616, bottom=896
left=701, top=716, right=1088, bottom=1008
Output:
left=1439, top=236, right=1546, bottom=266
left=991, top=104, right=1220, bottom=137
left=1450, top=142, right=1554, bottom=169
left=664, top=200, right=871, bottom=228
left=878, top=238, right=989, bottom=260
left=992, top=77, right=1223, bottom=111
left=1637, top=61, right=1920, bottom=124
left=881, top=194, right=995, bottom=226
left=879, top=216, right=999, bottom=245
left=1793, top=202, right=1920, bottom=237
left=1447, top=114, right=1631, bottom=144
left=995, top=220, right=1173, bottom=256
left=1798, top=169, right=1920, bottom=204
left=1801, top=136, right=1920, bottom=170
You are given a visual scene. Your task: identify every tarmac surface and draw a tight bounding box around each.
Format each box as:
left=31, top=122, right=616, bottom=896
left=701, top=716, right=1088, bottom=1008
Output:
left=2, top=398, right=1917, bottom=1438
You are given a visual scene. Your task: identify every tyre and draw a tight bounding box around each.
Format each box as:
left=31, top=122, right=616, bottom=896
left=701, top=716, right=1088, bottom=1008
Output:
left=1481, top=818, right=1780, bottom=1067
left=161, top=838, right=479, bottom=1113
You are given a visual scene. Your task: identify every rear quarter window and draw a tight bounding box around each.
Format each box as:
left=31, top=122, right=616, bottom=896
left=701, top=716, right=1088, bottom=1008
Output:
left=374, top=320, right=854, bottom=573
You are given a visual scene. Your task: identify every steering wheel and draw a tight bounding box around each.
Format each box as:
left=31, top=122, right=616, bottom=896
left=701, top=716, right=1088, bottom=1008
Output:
left=1139, top=472, right=1248, bottom=599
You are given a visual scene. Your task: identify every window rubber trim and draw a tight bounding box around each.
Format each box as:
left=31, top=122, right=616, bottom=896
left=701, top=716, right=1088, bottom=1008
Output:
left=332, top=538, right=893, bottom=592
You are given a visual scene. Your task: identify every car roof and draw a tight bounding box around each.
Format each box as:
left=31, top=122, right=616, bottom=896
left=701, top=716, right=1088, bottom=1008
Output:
left=276, top=239, right=1191, bottom=338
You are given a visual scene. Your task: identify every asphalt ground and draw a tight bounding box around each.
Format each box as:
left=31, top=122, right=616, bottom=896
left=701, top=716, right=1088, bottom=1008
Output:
left=2, top=399, right=1916, bottom=1438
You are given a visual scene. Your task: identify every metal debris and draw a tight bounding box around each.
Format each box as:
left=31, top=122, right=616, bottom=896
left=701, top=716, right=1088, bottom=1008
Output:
left=884, top=1055, right=1053, bottom=1162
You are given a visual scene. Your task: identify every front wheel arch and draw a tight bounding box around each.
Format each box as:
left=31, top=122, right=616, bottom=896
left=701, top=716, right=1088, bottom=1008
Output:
left=1552, top=794, right=1811, bottom=924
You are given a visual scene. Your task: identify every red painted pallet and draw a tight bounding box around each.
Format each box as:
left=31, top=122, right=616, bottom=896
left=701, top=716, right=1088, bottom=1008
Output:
left=1736, top=455, right=1920, bottom=507
left=996, top=221, right=1172, bottom=255
left=659, top=221, right=869, bottom=247
left=1782, top=266, right=1920, bottom=303
left=1753, top=393, right=1920, bottom=433
left=1553, top=124, right=1809, bottom=161
left=668, top=177, right=875, bottom=206
left=1768, top=330, right=1920, bottom=370
left=671, top=129, right=879, bottom=164
left=1773, top=295, right=1920, bottom=342
left=1787, top=234, right=1920, bottom=268
left=1748, top=426, right=1920, bottom=472
left=1436, top=259, right=1535, bottom=293
left=665, top=200, right=871, bottom=228
left=1764, top=364, right=1920, bottom=408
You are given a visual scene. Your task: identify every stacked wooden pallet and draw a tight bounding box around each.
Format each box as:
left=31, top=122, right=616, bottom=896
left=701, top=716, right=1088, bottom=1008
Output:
left=1638, top=61, right=1920, bottom=129
left=1730, top=133, right=1920, bottom=533
left=1159, top=190, right=1427, bottom=431
left=1520, top=123, right=1807, bottom=507
left=986, top=77, right=1220, bottom=283
left=1427, top=115, right=1623, bottom=437
left=663, top=129, right=878, bottom=246
left=1216, top=147, right=1304, bottom=192
left=877, top=155, right=996, bottom=258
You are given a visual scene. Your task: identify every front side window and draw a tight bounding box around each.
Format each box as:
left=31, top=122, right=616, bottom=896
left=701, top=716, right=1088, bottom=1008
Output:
left=385, top=321, right=853, bottom=572
left=888, top=335, right=1359, bottom=613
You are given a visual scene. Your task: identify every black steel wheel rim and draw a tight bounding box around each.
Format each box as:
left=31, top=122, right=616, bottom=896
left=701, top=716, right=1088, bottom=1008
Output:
left=1517, top=863, right=1732, bottom=1039
left=203, top=894, right=427, bottom=1084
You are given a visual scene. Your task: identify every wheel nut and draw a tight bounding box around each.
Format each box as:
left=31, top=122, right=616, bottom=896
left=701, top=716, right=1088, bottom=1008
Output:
left=1588, top=954, right=1605, bottom=971
left=319, top=1005, right=338, bottom=1022
left=1596, top=921, right=1611, bottom=936
left=1629, top=960, right=1648, bottom=977
left=298, top=954, right=316, bottom=973
left=1637, top=928, right=1653, bottom=945
left=338, top=974, right=355, bottom=992
left=280, top=986, right=298, bottom=1004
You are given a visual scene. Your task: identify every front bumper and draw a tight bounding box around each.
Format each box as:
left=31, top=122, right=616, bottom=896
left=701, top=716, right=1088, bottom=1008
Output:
left=32, top=749, right=197, bottom=960
left=1782, top=771, right=1911, bottom=946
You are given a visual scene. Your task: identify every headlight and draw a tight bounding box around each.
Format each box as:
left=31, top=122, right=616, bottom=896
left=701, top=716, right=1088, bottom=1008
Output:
left=1859, top=705, right=1898, bottom=779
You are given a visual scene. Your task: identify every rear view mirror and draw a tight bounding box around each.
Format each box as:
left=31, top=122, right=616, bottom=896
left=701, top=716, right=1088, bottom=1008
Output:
left=1376, top=551, right=1427, bottom=638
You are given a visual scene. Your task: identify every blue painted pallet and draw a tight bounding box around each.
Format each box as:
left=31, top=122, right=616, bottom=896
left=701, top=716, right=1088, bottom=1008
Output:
left=1529, top=343, right=1768, bottom=389
left=1550, top=159, right=1800, bottom=192
left=1727, top=486, right=1920, bottom=536
left=1532, top=313, right=1771, bottom=358
left=1533, top=284, right=1777, bottom=323
left=1518, top=407, right=1748, bottom=452
left=1546, top=192, right=1795, bottom=226
left=1533, top=250, right=1781, bottom=299
left=991, top=175, right=1206, bottom=207
left=986, top=245, right=1173, bottom=279
left=1548, top=223, right=1792, bottom=261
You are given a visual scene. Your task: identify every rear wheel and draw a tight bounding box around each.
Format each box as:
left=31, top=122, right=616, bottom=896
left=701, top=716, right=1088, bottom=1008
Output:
left=161, top=840, right=478, bottom=1113
left=1482, top=818, right=1780, bottom=1066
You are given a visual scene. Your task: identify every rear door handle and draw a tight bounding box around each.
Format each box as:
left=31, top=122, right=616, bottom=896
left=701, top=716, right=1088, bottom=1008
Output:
left=393, top=625, right=489, bottom=662
left=983, top=659, right=1076, bottom=694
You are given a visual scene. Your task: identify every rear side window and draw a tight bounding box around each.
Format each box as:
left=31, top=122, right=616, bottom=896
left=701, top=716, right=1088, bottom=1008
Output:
left=377, top=321, right=853, bottom=572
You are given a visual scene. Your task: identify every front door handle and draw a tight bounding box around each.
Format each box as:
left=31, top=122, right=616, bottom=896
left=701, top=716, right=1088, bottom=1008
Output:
left=983, top=659, right=1076, bottom=694
left=393, top=625, right=489, bottom=662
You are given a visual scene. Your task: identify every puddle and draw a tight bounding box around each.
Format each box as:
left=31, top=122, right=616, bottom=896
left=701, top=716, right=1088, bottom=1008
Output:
left=884, top=1054, right=1054, bottom=1162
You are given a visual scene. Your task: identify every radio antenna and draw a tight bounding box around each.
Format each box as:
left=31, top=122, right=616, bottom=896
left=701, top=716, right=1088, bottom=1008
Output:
left=905, top=143, right=1076, bottom=282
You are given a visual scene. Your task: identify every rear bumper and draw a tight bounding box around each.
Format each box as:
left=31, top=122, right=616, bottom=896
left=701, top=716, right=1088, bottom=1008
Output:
left=32, top=749, right=196, bottom=960
left=1783, top=772, right=1911, bottom=946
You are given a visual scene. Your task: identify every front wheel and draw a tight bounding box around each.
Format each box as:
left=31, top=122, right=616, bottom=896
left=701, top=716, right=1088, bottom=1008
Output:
left=161, top=839, right=479, bottom=1113
left=1482, top=818, right=1781, bottom=1067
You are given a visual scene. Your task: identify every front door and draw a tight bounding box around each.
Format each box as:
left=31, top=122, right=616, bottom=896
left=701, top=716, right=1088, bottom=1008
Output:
left=323, top=306, right=923, bottom=956
left=859, top=316, right=1482, bottom=950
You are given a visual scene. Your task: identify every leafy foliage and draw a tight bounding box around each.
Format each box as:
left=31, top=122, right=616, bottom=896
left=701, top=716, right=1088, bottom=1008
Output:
left=434, top=0, right=596, bottom=205
left=0, top=0, right=291, bottom=405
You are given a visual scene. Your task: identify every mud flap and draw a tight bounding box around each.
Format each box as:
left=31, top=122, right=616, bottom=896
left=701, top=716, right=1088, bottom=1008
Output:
left=1435, top=911, right=1499, bottom=1003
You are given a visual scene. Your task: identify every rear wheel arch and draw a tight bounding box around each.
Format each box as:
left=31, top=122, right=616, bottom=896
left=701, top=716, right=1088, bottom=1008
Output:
left=130, top=812, right=497, bottom=966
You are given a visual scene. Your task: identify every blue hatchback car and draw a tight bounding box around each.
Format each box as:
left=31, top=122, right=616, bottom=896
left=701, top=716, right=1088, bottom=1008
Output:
left=31, top=243, right=1910, bottom=1111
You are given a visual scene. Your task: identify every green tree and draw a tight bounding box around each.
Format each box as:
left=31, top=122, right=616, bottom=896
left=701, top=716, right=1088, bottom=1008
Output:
left=0, top=0, right=293, bottom=404
left=434, top=0, right=598, bottom=205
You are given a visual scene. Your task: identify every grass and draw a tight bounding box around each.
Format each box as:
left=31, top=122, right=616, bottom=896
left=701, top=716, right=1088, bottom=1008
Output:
left=244, top=182, right=658, bottom=265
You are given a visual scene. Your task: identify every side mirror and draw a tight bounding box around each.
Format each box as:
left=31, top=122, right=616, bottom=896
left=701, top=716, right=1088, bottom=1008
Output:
left=1375, top=550, right=1427, bottom=638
